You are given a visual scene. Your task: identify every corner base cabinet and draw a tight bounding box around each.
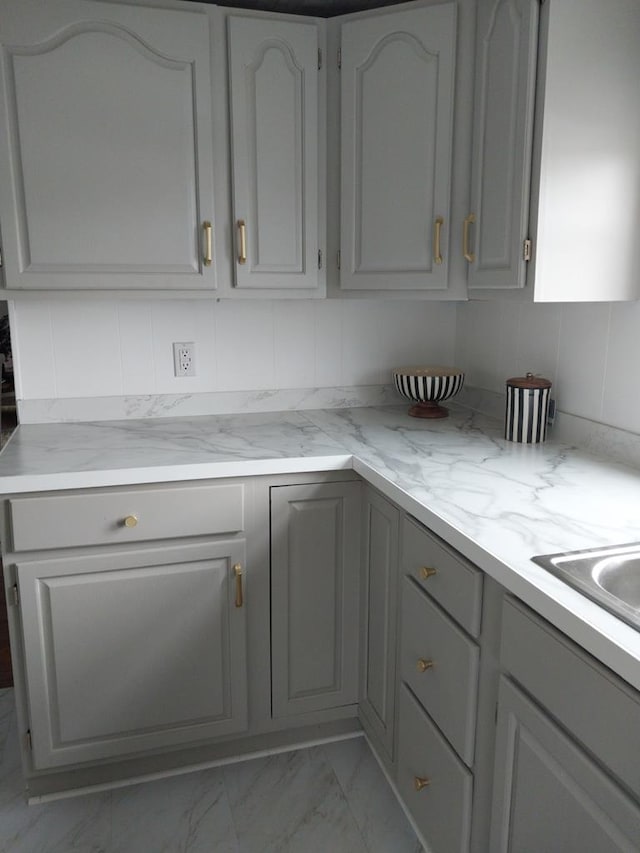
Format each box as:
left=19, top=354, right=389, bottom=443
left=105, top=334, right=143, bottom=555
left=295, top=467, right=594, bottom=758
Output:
left=270, top=480, right=361, bottom=718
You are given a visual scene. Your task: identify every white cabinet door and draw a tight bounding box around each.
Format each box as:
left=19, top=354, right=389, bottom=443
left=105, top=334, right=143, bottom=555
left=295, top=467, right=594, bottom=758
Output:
left=531, top=0, right=640, bottom=302
left=270, top=481, right=361, bottom=717
left=467, top=0, right=538, bottom=290
left=0, top=0, right=216, bottom=292
left=339, top=2, right=457, bottom=291
left=490, top=677, right=640, bottom=852
left=228, top=16, right=320, bottom=293
left=17, top=540, right=247, bottom=769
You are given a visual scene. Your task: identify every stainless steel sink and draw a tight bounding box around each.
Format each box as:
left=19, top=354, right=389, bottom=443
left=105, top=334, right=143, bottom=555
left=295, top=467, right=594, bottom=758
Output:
left=532, top=542, right=640, bottom=630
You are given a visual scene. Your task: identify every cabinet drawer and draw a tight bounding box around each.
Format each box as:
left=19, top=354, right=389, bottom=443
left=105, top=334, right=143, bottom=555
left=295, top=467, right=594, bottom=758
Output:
left=501, top=596, right=640, bottom=800
left=397, top=684, right=473, bottom=853
left=402, top=517, right=483, bottom=636
left=401, top=578, right=479, bottom=766
left=9, top=483, right=244, bottom=551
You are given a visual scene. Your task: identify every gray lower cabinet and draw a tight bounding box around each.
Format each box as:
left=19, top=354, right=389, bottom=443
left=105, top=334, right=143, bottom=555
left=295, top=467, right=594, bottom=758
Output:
left=398, top=684, right=473, bottom=853
left=492, top=597, right=640, bottom=853
left=17, top=539, right=248, bottom=769
left=358, top=488, right=400, bottom=761
left=270, top=480, right=361, bottom=718
left=490, top=677, right=640, bottom=852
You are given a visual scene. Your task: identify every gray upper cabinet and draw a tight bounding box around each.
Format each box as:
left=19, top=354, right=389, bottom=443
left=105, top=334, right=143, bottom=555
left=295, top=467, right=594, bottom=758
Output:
left=0, top=0, right=217, bottom=292
left=466, top=0, right=538, bottom=290
left=270, top=481, right=361, bottom=718
left=227, top=15, right=322, bottom=296
left=339, top=2, right=458, bottom=292
left=17, top=539, right=248, bottom=769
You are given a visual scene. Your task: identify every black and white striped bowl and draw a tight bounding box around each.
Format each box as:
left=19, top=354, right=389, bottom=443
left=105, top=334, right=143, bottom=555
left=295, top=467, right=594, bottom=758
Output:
left=393, top=366, right=464, bottom=419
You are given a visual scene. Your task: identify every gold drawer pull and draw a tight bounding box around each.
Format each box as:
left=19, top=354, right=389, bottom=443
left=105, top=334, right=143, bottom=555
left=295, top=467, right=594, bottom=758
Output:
left=233, top=563, right=243, bottom=608
left=417, top=658, right=434, bottom=673
left=203, top=221, right=213, bottom=266
left=420, top=566, right=437, bottom=580
left=123, top=515, right=138, bottom=528
left=414, top=776, right=431, bottom=792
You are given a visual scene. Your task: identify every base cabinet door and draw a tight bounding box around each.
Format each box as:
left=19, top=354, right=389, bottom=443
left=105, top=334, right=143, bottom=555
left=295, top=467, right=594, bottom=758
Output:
left=17, top=540, right=247, bottom=769
left=359, top=488, right=399, bottom=760
left=490, top=677, right=640, bottom=853
left=270, top=481, right=361, bottom=718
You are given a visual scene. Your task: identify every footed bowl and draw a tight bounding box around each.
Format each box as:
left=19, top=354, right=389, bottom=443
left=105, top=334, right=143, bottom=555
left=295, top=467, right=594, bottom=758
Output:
left=393, top=366, right=464, bottom=419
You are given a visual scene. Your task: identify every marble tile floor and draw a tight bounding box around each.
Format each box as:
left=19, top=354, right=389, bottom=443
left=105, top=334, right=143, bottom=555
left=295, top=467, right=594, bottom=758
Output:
left=0, top=689, right=423, bottom=853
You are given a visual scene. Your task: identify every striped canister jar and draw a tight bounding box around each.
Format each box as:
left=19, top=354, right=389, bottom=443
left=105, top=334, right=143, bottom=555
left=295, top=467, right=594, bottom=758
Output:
left=505, top=373, right=552, bottom=443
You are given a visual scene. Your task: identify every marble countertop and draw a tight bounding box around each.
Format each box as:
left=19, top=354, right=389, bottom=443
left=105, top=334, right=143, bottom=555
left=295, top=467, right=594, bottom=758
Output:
left=1, top=404, right=640, bottom=691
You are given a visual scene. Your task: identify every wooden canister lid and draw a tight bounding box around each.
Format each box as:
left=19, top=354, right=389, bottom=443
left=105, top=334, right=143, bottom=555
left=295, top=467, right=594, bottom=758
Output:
left=506, top=372, right=552, bottom=389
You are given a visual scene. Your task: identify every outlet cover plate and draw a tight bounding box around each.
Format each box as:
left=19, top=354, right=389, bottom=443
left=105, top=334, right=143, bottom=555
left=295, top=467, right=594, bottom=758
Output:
left=173, top=342, right=196, bottom=377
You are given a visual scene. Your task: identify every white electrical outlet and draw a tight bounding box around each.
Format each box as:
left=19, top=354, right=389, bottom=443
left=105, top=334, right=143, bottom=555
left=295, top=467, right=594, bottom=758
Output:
left=173, top=342, right=196, bottom=377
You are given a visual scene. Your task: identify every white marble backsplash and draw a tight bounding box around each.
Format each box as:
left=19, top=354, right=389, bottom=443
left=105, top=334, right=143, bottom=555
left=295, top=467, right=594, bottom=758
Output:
left=457, top=386, right=640, bottom=472
left=17, top=384, right=401, bottom=425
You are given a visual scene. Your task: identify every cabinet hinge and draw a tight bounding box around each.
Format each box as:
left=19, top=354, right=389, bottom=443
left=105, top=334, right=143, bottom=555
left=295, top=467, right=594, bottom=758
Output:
left=337, top=250, right=341, bottom=270
left=337, top=47, right=342, bottom=69
left=523, top=239, right=532, bottom=262
left=10, top=583, right=19, bottom=607
left=318, top=48, right=322, bottom=70
left=25, top=729, right=32, bottom=751
left=318, top=249, right=323, bottom=270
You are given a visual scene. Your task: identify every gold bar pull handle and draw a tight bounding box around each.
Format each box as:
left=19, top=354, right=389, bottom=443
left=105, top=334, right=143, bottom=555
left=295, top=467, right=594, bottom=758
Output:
left=434, top=216, right=444, bottom=265
left=237, top=219, right=247, bottom=265
left=463, top=213, right=476, bottom=263
left=414, top=776, right=431, bottom=792
left=203, top=221, right=213, bottom=266
left=233, top=563, right=243, bottom=608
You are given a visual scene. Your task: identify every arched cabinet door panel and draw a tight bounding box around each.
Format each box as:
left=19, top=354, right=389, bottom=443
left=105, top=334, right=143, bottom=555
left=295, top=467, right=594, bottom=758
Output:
left=467, top=0, right=538, bottom=290
left=340, top=2, right=456, bottom=291
left=227, top=15, right=320, bottom=294
left=0, top=0, right=217, bottom=291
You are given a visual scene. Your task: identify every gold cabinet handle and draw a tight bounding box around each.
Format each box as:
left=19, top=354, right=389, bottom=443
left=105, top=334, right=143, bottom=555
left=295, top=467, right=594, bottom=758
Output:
left=414, top=776, right=431, bottom=792
left=203, top=221, right=212, bottom=266
left=417, top=658, right=434, bottom=673
left=123, top=515, right=138, bottom=528
left=237, top=219, right=247, bottom=265
left=433, top=216, right=444, bottom=265
left=420, top=566, right=437, bottom=580
left=233, top=563, right=243, bottom=608
left=463, top=213, right=476, bottom=263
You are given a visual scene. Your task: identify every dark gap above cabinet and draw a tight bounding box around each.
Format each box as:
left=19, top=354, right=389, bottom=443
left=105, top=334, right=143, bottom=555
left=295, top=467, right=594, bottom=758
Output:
left=197, top=0, right=408, bottom=17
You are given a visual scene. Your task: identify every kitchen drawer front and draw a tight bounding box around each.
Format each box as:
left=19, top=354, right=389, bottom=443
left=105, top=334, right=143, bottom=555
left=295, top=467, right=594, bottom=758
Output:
left=401, top=577, right=479, bottom=766
left=402, top=517, right=482, bottom=636
left=397, top=684, right=473, bottom=853
left=501, top=596, right=640, bottom=800
left=9, top=483, right=245, bottom=551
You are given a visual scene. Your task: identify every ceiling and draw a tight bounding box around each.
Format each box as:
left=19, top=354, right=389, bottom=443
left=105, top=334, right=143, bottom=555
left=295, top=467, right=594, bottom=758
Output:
left=198, top=0, right=406, bottom=17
